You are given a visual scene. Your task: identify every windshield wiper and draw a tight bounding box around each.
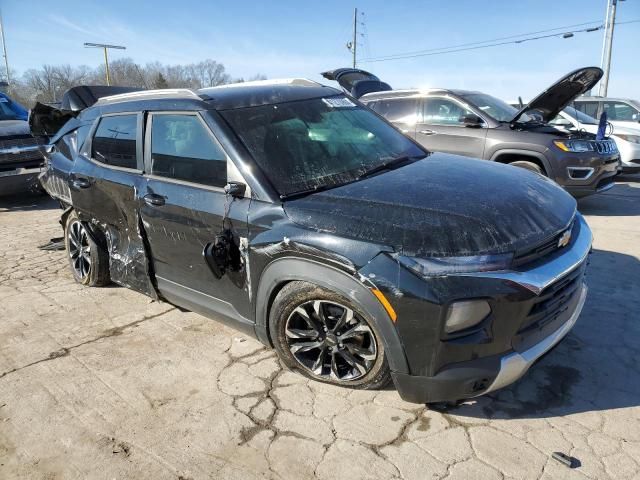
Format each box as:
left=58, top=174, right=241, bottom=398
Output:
left=357, top=154, right=425, bottom=180
left=279, top=155, right=426, bottom=201
left=279, top=183, right=339, bottom=201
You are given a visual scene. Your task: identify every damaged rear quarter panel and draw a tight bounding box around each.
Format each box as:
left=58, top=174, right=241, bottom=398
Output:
left=71, top=155, right=157, bottom=299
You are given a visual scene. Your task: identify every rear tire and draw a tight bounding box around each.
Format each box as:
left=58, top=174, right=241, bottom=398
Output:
left=270, top=281, right=391, bottom=390
left=509, top=160, right=545, bottom=175
left=64, top=211, right=110, bottom=287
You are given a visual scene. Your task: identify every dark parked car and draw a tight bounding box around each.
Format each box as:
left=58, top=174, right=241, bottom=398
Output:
left=32, top=82, right=591, bottom=404
left=323, top=67, right=620, bottom=198
left=0, top=92, right=46, bottom=196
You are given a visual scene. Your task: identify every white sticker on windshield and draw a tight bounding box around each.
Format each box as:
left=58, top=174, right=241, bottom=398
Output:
left=323, top=97, right=356, bottom=108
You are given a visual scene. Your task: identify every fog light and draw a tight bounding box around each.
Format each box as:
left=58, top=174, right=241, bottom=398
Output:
left=444, top=300, right=491, bottom=333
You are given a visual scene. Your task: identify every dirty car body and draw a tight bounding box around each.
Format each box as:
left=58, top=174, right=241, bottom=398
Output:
left=35, top=81, right=592, bottom=404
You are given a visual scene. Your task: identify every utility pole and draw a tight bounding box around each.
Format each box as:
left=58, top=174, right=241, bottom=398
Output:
left=599, top=0, right=623, bottom=97
left=0, top=9, right=10, bottom=85
left=352, top=8, right=358, bottom=68
left=84, top=42, right=126, bottom=86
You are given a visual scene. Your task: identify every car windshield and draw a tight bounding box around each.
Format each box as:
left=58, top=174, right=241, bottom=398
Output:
left=221, top=96, right=427, bottom=197
left=462, top=93, right=534, bottom=123
left=562, top=106, right=598, bottom=125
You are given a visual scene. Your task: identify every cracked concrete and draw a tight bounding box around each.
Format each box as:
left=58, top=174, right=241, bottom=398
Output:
left=1, top=176, right=640, bottom=479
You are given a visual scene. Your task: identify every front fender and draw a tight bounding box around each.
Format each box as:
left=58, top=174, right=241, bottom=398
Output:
left=489, top=148, right=554, bottom=175
left=254, top=257, right=409, bottom=374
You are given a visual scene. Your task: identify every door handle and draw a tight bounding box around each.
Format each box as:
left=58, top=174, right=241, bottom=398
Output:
left=70, top=178, right=90, bottom=189
left=419, top=129, right=436, bottom=135
left=143, top=193, right=165, bottom=207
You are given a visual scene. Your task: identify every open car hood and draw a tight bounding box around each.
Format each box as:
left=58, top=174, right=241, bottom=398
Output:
left=321, top=68, right=392, bottom=99
left=511, top=67, right=603, bottom=124
left=29, top=85, right=144, bottom=138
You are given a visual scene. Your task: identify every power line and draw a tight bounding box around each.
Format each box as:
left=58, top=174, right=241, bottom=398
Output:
left=360, top=19, right=639, bottom=64
left=362, top=20, right=603, bottom=62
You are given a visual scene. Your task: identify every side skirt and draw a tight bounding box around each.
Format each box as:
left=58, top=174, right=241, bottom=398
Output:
left=156, top=276, right=257, bottom=339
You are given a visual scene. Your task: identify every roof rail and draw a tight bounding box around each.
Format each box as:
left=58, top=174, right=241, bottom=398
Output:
left=199, top=78, right=321, bottom=93
left=96, top=88, right=200, bottom=105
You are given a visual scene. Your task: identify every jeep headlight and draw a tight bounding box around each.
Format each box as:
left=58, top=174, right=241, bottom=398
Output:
left=615, top=134, right=640, bottom=144
left=398, top=253, right=513, bottom=277
left=553, top=139, right=595, bottom=152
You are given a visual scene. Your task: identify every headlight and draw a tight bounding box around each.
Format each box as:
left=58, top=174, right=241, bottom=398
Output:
left=553, top=139, right=595, bottom=152
left=398, top=253, right=513, bottom=277
left=615, top=134, right=640, bottom=144
left=445, top=299, right=491, bottom=333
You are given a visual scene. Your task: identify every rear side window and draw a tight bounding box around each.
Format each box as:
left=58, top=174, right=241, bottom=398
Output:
left=370, top=98, right=418, bottom=123
left=421, top=98, right=473, bottom=125
left=92, top=115, right=138, bottom=169
left=574, top=102, right=599, bottom=119
left=603, top=102, right=640, bottom=121
left=150, top=114, right=227, bottom=188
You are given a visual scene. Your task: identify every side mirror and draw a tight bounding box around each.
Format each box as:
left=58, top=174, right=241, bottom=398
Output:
left=460, top=114, right=484, bottom=128
left=224, top=181, right=247, bottom=198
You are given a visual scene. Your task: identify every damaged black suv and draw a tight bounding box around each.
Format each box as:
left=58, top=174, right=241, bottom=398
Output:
left=33, top=81, right=592, bottom=404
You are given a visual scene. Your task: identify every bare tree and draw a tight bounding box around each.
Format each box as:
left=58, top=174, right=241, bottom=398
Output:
left=188, top=59, right=231, bottom=88
left=23, top=65, right=59, bottom=102
left=9, top=57, right=264, bottom=107
left=54, top=64, right=93, bottom=90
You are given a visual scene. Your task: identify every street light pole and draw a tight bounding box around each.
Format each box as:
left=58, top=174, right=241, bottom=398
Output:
left=352, top=7, right=358, bottom=68
left=84, top=42, right=126, bottom=86
left=0, top=10, right=10, bottom=85
left=599, top=0, right=622, bottom=97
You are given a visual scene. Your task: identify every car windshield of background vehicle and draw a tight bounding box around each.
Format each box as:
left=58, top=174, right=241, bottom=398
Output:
left=563, top=107, right=598, bottom=125
left=463, top=93, right=532, bottom=123
left=0, top=98, right=23, bottom=121
left=221, top=96, right=426, bottom=197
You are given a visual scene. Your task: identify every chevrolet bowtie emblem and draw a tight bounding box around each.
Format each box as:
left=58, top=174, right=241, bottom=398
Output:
left=558, top=229, right=572, bottom=248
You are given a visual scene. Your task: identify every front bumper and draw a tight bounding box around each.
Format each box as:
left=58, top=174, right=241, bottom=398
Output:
left=0, top=166, right=44, bottom=196
left=562, top=156, right=619, bottom=197
left=391, top=215, right=592, bottom=404
left=483, top=282, right=586, bottom=393
left=616, top=140, right=640, bottom=173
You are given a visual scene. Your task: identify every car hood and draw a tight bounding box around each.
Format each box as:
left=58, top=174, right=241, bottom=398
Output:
left=321, top=68, right=392, bottom=99
left=283, top=155, right=576, bottom=258
left=512, top=67, right=603, bottom=124
left=612, top=124, right=640, bottom=136
left=0, top=119, right=32, bottom=137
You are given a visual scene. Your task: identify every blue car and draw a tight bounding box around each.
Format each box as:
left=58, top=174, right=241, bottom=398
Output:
left=0, top=93, right=45, bottom=196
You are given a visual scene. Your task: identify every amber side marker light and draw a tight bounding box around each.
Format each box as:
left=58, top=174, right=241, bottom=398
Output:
left=371, top=288, right=398, bottom=323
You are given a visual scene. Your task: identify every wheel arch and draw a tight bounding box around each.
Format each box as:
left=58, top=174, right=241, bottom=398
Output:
left=254, top=257, right=409, bottom=374
left=490, top=149, right=552, bottom=176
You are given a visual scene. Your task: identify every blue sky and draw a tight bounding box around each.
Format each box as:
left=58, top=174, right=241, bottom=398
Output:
left=3, top=0, right=639, bottom=100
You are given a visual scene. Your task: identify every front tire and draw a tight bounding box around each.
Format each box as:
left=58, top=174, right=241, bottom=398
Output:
left=270, top=281, right=391, bottom=390
left=509, top=160, right=545, bottom=175
left=64, top=211, right=110, bottom=286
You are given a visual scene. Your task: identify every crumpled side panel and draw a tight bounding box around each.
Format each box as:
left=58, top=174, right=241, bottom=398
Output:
left=93, top=214, right=158, bottom=300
